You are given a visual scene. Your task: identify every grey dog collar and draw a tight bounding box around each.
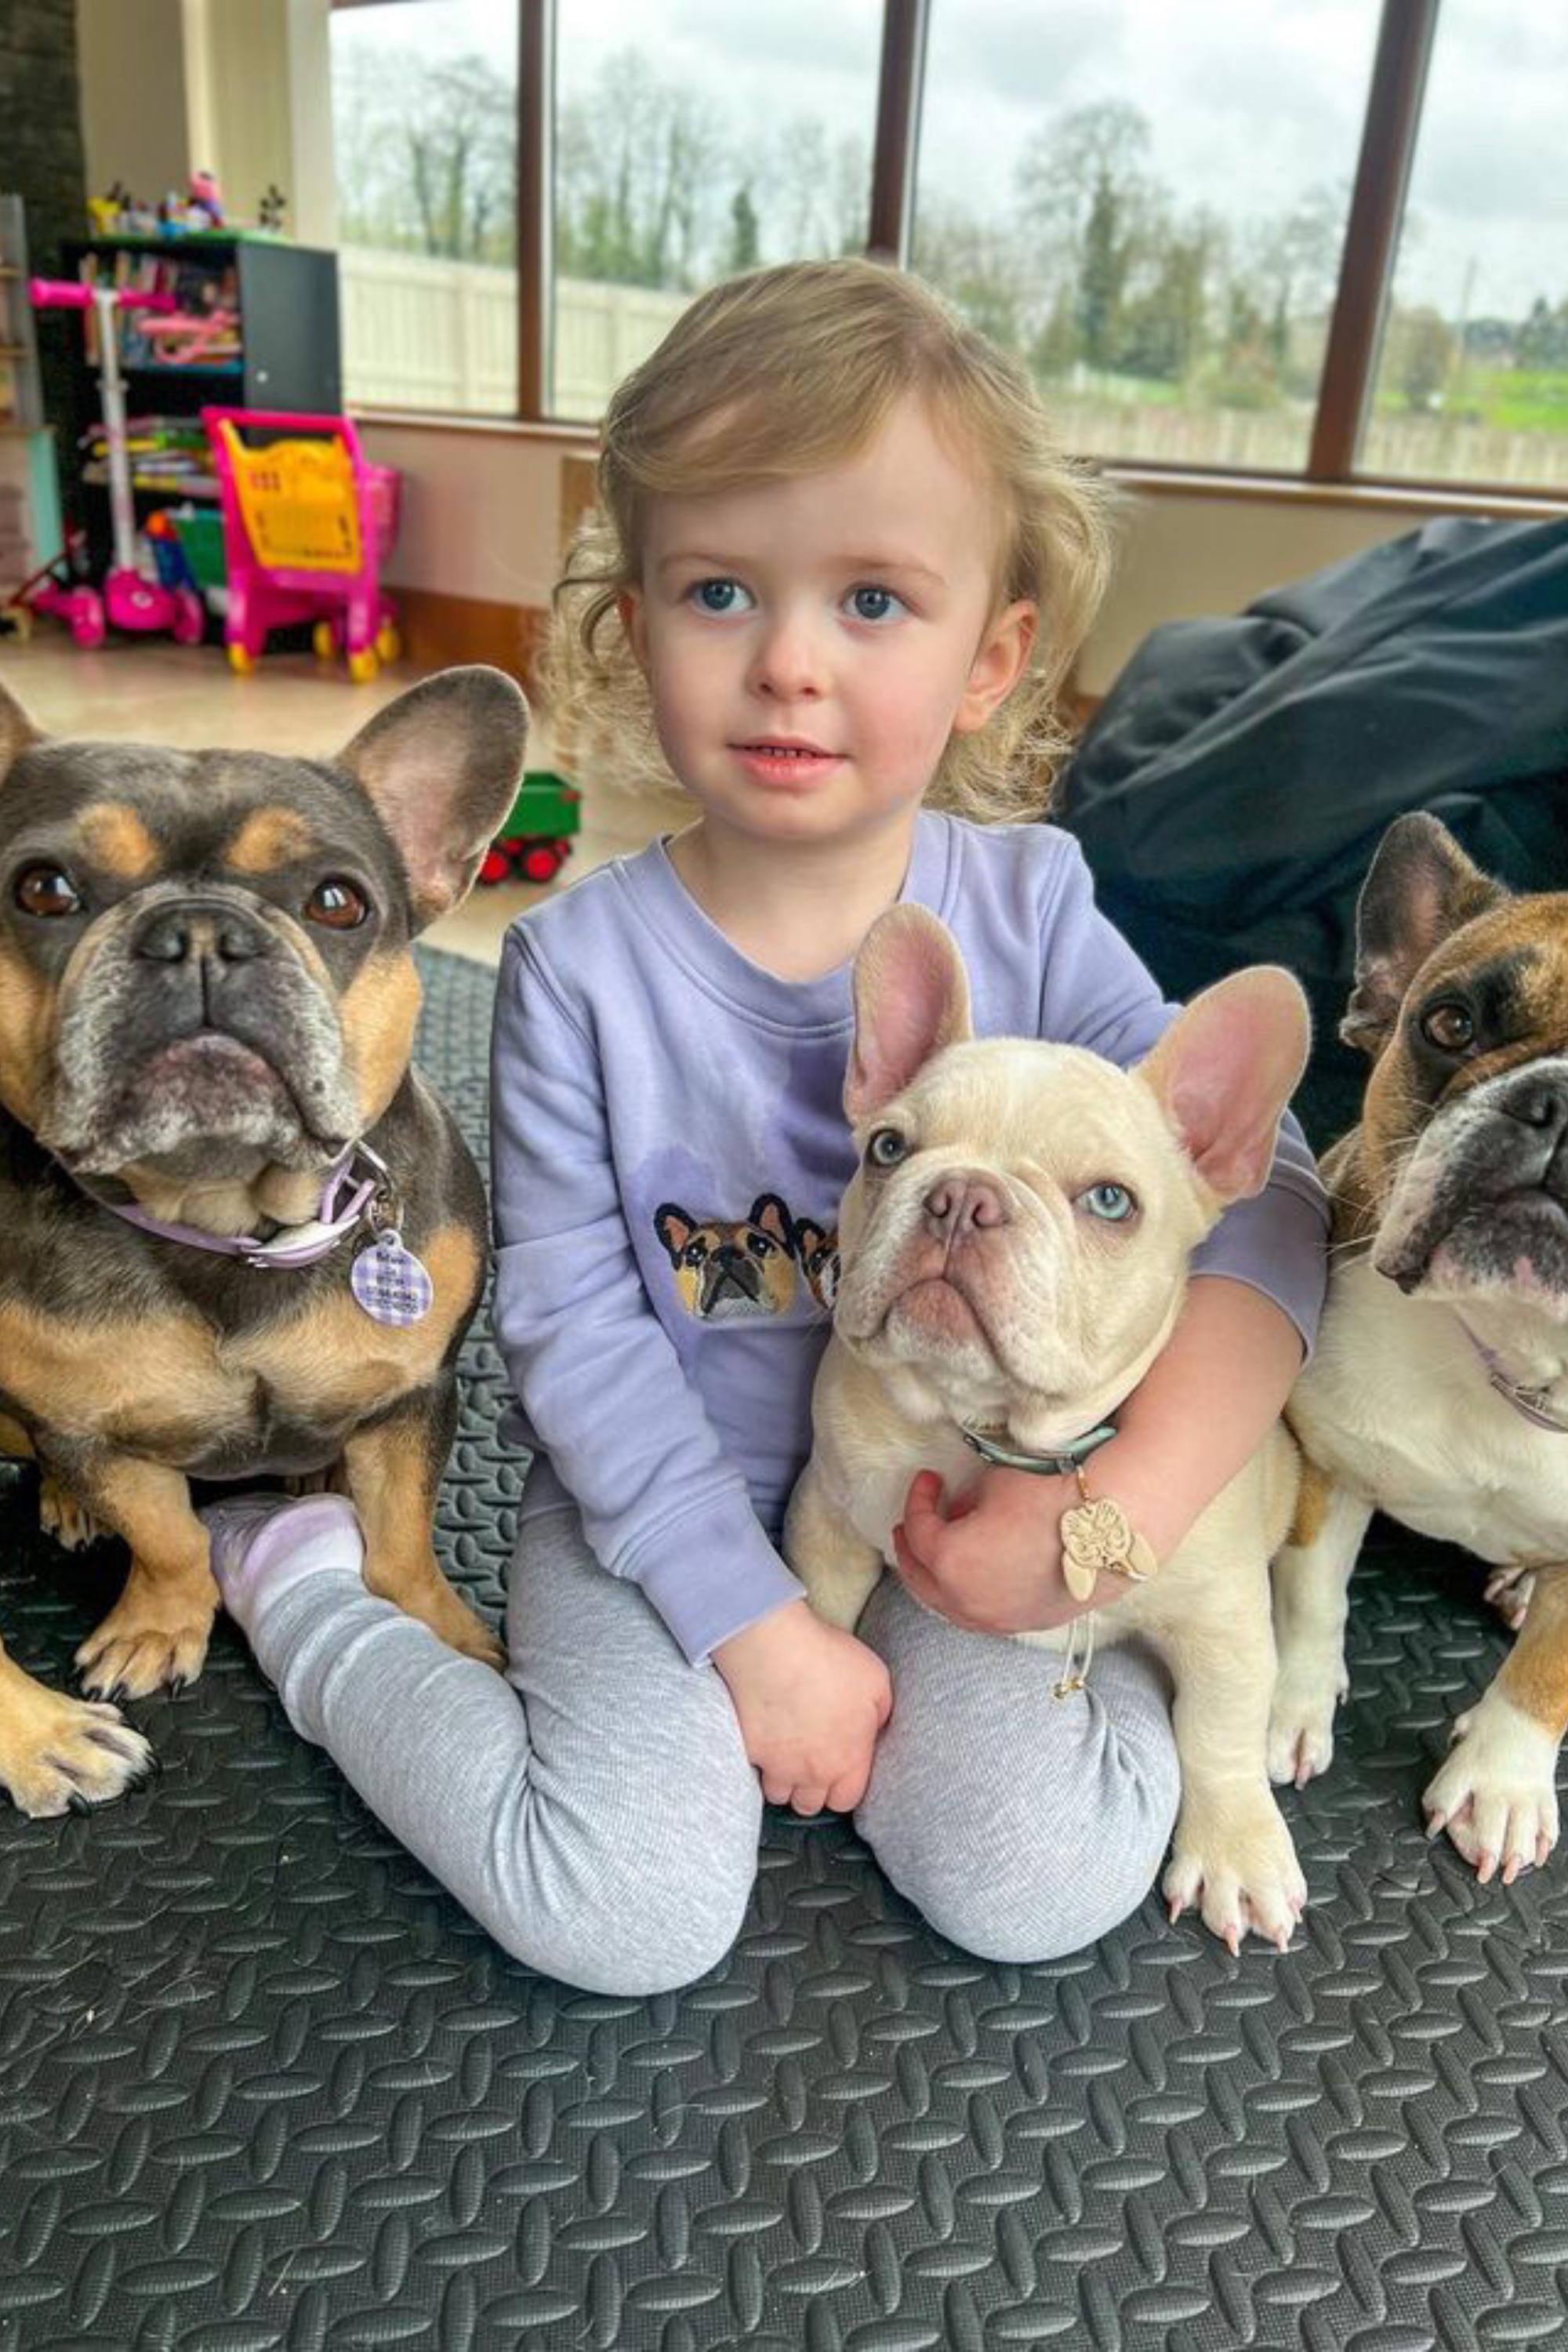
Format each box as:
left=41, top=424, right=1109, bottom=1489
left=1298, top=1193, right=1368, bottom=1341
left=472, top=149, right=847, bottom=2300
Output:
left=960, top=1421, right=1119, bottom=1475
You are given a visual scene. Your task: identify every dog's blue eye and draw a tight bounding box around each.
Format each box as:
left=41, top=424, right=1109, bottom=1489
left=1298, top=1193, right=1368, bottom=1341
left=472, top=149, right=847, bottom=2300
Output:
left=867, top=1128, right=909, bottom=1170
left=1081, top=1181, right=1136, bottom=1223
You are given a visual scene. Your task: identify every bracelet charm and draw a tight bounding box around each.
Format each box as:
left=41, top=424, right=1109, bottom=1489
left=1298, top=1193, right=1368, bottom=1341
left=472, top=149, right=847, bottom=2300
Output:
left=1059, top=1479, right=1160, bottom=1600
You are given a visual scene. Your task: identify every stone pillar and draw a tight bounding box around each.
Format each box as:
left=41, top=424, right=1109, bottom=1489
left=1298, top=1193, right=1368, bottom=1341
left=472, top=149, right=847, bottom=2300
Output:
left=1, top=1, right=90, bottom=423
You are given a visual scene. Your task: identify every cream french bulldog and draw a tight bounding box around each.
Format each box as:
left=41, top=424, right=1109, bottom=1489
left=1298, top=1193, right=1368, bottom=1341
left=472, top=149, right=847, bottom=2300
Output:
left=784, top=904, right=1312, bottom=1951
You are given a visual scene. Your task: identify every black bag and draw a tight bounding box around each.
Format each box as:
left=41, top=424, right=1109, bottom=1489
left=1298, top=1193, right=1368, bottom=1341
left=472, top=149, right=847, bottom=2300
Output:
left=1060, top=514, right=1568, bottom=1145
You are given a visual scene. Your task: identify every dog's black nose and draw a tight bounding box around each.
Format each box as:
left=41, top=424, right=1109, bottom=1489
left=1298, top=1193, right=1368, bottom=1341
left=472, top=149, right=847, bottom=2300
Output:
left=132, top=899, right=273, bottom=966
left=1497, top=1071, right=1568, bottom=1134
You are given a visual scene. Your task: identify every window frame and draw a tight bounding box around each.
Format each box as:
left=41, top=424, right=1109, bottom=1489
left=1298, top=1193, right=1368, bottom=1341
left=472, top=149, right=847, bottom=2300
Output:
left=331, top=0, right=1566, bottom=506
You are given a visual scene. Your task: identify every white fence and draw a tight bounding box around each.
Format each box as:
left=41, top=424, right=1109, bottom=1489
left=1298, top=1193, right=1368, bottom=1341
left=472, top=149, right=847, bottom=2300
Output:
left=339, top=247, right=1568, bottom=488
left=340, top=246, right=686, bottom=419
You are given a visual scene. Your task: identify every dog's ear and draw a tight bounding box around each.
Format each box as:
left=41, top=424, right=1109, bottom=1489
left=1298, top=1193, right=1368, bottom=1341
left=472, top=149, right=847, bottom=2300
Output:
left=748, top=1193, right=793, bottom=1250
left=846, top=906, right=972, bottom=1123
left=336, top=666, right=528, bottom=930
left=1342, top=812, right=1507, bottom=1058
left=1138, top=966, right=1311, bottom=1204
left=654, top=1203, right=695, bottom=1261
left=0, top=678, right=42, bottom=779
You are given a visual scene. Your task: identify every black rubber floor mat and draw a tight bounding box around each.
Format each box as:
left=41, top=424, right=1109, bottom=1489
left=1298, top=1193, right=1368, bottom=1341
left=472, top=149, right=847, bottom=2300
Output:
left=3, top=946, right=1566, bottom=2352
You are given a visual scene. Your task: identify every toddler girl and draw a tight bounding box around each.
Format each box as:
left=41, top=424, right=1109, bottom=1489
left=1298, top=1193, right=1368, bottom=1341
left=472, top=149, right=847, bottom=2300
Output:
left=206, top=259, right=1327, bottom=1992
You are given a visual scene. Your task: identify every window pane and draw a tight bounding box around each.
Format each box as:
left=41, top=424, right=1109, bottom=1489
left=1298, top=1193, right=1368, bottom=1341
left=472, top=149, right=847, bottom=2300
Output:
left=330, top=1, right=519, bottom=416
left=551, top=2, right=881, bottom=422
left=913, top=2, right=1380, bottom=474
left=1360, top=5, right=1568, bottom=490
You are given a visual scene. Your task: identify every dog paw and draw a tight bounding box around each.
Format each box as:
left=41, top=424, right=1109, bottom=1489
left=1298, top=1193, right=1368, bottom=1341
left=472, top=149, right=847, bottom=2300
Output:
left=423, top=1588, right=503, bottom=1670
left=76, top=1584, right=216, bottom=1702
left=1266, top=1660, right=1348, bottom=1788
left=1423, top=1695, right=1560, bottom=1884
left=38, top=1474, right=103, bottom=1552
left=1163, top=1793, right=1307, bottom=1953
left=1483, top=1565, right=1536, bottom=1634
left=0, top=1687, right=154, bottom=1819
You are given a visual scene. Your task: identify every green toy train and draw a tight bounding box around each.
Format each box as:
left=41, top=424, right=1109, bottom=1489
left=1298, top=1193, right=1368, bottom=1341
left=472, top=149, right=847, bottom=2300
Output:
left=478, top=769, right=582, bottom=885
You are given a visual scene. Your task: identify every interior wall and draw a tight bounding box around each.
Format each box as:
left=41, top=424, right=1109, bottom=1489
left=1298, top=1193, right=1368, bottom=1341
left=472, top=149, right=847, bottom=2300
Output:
left=354, top=419, right=1504, bottom=696
left=1076, top=488, right=1468, bottom=694
left=74, top=0, right=191, bottom=202
left=183, top=0, right=336, bottom=246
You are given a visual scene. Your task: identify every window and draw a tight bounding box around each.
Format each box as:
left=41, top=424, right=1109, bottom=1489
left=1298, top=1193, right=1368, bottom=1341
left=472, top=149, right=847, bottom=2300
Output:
left=912, top=1, right=1381, bottom=477
left=324, top=0, right=1565, bottom=501
left=1359, top=1, right=1568, bottom=489
left=330, top=0, right=521, bottom=416
left=550, top=2, right=884, bottom=422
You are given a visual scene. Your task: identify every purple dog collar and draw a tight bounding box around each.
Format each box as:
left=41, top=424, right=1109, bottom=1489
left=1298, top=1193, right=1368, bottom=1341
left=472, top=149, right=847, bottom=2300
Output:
left=89, top=1144, right=380, bottom=1271
left=1454, top=1312, right=1568, bottom=1433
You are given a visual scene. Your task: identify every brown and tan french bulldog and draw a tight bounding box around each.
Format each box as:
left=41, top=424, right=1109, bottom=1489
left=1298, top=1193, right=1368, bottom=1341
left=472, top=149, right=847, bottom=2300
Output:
left=0, top=665, right=527, bottom=1818
left=784, top=905, right=1312, bottom=1950
left=654, top=1194, right=798, bottom=1322
left=1272, top=812, right=1568, bottom=1883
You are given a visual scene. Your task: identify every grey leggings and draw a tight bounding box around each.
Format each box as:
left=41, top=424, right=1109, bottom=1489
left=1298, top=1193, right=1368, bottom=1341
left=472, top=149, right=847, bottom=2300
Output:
left=250, top=1505, right=1180, bottom=1994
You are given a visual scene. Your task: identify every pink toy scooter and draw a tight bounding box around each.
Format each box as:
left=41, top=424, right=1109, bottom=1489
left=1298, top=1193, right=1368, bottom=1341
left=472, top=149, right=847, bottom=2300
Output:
left=30, top=278, right=205, bottom=647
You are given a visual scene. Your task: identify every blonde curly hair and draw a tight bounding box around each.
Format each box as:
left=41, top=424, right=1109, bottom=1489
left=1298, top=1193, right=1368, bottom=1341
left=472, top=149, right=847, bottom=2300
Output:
left=543, top=257, right=1117, bottom=822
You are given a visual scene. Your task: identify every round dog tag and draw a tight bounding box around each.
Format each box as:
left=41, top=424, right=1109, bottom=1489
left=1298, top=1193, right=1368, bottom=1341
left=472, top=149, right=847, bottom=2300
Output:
left=350, top=1229, right=433, bottom=1326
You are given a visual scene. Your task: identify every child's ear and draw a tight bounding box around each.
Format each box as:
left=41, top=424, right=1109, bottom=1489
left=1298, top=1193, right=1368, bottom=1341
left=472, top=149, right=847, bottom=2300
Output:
left=953, top=598, right=1037, bottom=734
left=617, top=586, right=649, bottom=674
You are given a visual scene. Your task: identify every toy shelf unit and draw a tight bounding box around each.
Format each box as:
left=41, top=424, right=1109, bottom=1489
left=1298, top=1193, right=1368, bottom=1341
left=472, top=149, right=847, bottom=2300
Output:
left=0, top=194, right=65, bottom=633
left=49, top=233, right=340, bottom=631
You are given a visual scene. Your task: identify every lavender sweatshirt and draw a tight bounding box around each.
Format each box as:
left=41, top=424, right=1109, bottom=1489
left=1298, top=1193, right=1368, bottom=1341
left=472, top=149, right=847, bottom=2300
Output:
left=489, top=813, right=1329, bottom=1665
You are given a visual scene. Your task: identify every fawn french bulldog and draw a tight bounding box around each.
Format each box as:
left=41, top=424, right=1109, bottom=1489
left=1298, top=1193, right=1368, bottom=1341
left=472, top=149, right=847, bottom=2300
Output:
left=1272, top=811, right=1568, bottom=1883
left=785, top=903, right=1312, bottom=1950
left=0, top=666, right=526, bottom=1818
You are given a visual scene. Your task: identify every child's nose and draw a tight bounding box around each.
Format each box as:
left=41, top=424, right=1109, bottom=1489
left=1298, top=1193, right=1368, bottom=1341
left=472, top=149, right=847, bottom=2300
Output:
left=748, top=612, right=826, bottom=700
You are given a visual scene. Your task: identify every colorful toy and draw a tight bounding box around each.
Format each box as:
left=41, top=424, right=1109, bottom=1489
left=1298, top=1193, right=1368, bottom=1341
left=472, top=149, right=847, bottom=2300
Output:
left=202, top=406, right=401, bottom=681
left=478, top=771, right=582, bottom=884
left=28, top=278, right=205, bottom=646
left=1, top=536, right=106, bottom=648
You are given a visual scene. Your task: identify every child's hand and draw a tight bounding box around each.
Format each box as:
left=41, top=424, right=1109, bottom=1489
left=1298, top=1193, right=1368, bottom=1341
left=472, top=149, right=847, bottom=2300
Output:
left=893, top=1467, right=1131, bottom=1635
left=714, top=1599, right=891, bottom=1816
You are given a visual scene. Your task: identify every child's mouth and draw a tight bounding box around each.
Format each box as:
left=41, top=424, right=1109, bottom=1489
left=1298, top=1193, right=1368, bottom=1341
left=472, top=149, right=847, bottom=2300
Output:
left=732, top=740, right=841, bottom=786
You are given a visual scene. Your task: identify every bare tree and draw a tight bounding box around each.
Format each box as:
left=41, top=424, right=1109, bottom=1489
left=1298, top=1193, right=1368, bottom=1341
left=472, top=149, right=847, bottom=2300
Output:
left=334, top=45, right=514, bottom=262
left=557, top=49, right=724, bottom=288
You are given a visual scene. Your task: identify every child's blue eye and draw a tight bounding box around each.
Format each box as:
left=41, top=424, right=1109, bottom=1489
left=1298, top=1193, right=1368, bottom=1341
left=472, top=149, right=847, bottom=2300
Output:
left=847, top=585, right=906, bottom=623
left=1080, top=1181, right=1137, bottom=1223
left=690, top=578, right=753, bottom=615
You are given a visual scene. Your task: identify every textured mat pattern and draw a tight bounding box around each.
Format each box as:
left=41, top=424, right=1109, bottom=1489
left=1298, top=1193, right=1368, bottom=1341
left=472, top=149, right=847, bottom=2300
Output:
left=2, top=947, right=1566, bottom=2352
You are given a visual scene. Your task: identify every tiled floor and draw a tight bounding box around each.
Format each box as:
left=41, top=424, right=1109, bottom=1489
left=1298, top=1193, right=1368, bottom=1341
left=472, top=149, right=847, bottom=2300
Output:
left=0, top=633, right=674, bottom=966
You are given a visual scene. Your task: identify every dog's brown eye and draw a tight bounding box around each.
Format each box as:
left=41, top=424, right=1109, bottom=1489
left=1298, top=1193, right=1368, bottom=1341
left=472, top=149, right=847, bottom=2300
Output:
left=867, top=1127, right=909, bottom=1170
left=14, top=865, right=83, bottom=918
left=1421, top=1000, right=1475, bottom=1053
left=305, top=877, right=369, bottom=930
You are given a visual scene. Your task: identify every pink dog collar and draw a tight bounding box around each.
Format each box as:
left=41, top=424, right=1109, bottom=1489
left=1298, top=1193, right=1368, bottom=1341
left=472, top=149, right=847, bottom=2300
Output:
left=1453, top=1313, right=1568, bottom=1433
left=82, top=1143, right=381, bottom=1271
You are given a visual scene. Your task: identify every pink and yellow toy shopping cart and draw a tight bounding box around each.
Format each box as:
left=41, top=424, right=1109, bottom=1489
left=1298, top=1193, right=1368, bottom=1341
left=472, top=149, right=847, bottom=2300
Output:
left=201, top=407, right=401, bottom=681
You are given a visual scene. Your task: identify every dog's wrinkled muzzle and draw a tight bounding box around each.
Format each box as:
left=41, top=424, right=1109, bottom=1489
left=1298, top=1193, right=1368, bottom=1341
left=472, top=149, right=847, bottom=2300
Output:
left=837, top=1162, right=1039, bottom=1368
left=38, top=888, right=362, bottom=1175
left=1374, top=1062, right=1568, bottom=1301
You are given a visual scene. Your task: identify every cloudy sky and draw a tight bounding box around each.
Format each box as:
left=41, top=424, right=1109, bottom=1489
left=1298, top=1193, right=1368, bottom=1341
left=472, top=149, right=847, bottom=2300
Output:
left=336, top=0, right=1566, bottom=321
